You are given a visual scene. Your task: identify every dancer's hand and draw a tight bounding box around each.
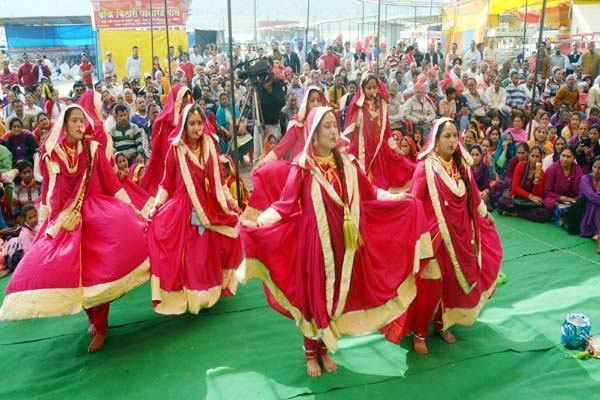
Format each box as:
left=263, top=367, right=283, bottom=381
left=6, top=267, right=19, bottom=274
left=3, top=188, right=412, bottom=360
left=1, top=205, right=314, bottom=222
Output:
left=485, top=213, right=495, bottom=226
left=148, top=205, right=159, bottom=220
left=240, top=218, right=258, bottom=229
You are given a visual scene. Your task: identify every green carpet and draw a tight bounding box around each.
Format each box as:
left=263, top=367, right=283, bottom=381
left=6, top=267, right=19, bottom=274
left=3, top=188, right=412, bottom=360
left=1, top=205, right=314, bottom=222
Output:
left=1, top=214, right=599, bottom=399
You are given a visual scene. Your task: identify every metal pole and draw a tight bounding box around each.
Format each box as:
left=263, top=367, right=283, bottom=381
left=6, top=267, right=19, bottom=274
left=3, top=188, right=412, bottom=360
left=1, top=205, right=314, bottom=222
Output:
left=428, top=0, right=433, bottom=44
left=226, top=0, right=241, bottom=205
left=376, top=0, right=381, bottom=74
left=253, top=0, right=257, bottom=41
left=362, top=1, right=365, bottom=39
left=150, top=0, right=155, bottom=64
left=522, top=0, right=528, bottom=63
left=164, top=0, right=172, bottom=83
left=305, top=0, right=310, bottom=59
left=527, top=0, right=548, bottom=141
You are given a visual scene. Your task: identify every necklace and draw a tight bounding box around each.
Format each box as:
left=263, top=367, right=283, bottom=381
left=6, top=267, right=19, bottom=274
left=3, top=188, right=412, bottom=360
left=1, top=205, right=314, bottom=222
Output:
left=438, top=155, right=460, bottom=180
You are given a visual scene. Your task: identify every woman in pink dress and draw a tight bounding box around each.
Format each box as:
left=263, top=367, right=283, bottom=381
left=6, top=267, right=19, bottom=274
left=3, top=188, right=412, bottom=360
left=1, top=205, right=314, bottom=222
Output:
left=0, top=105, right=150, bottom=352
left=140, top=84, right=192, bottom=195
left=382, top=117, right=503, bottom=355
left=239, top=106, right=431, bottom=377
left=148, top=104, right=242, bottom=315
left=246, top=86, right=330, bottom=216
left=342, top=72, right=415, bottom=190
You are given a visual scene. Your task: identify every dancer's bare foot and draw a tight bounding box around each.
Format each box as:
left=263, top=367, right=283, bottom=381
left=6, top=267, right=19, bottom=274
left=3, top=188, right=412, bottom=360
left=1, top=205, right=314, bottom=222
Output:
left=596, top=236, right=600, bottom=254
left=306, top=359, right=322, bottom=377
left=502, top=211, right=518, bottom=217
left=87, top=324, right=96, bottom=337
left=413, top=336, right=428, bottom=355
left=320, top=353, right=338, bottom=373
left=438, top=330, right=456, bottom=344
left=87, top=333, right=106, bottom=353
left=0, top=269, right=9, bottom=279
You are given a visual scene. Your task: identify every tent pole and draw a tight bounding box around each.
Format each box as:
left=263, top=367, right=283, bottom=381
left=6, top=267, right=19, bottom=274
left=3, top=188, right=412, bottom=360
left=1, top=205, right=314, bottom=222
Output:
left=226, top=0, right=241, bottom=205
left=164, top=0, right=172, bottom=83
left=150, top=0, right=155, bottom=65
left=527, top=0, right=548, bottom=141
left=376, top=0, right=381, bottom=74
left=522, top=0, right=528, bottom=63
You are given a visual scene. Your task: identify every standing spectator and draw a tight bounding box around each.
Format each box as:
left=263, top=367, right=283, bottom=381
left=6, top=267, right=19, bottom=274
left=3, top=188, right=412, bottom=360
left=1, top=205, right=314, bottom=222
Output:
left=17, top=53, right=34, bottom=91
left=256, top=78, right=286, bottom=163
left=317, top=46, right=340, bottom=74
left=446, top=42, right=462, bottom=66
left=582, top=41, right=600, bottom=77
left=295, top=40, right=306, bottom=67
left=550, top=45, right=568, bottom=71
left=306, top=41, right=321, bottom=70
left=22, top=93, right=42, bottom=130
left=270, top=41, right=284, bottom=65
left=31, top=56, right=51, bottom=86
left=424, top=43, right=443, bottom=67
left=0, top=60, right=18, bottom=87
left=102, top=51, right=117, bottom=78
left=178, top=54, right=194, bottom=84
left=413, top=42, right=424, bottom=66
left=566, top=41, right=582, bottom=76
left=109, top=104, right=144, bottom=165
left=483, top=38, right=499, bottom=65
left=463, top=41, right=479, bottom=67
left=79, top=53, right=94, bottom=89
left=189, top=45, right=203, bottom=66
left=283, top=42, right=300, bottom=74
left=126, top=46, right=142, bottom=81
left=342, top=41, right=355, bottom=67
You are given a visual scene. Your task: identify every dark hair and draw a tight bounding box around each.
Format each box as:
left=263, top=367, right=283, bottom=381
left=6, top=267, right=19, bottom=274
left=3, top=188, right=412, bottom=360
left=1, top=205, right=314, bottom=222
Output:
left=9, top=118, right=23, bottom=129
left=590, top=107, right=599, bottom=115
left=559, top=144, right=576, bottom=158
left=22, top=204, right=37, bottom=217
left=17, top=160, right=33, bottom=173
left=36, top=112, right=49, bottom=122
left=593, top=155, right=600, bottom=164
left=114, top=104, right=129, bottom=116
left=12, top=98, right=22, bottom=105
left=516, top=141, right=530, bottom=153
left=445, top=86, right=456, bottom=96
left=115, top=152, right=127, bottom=161
left=529, top=144, right=544, bottom=158
left=361, top=73, right=378, bottom=89
left=488, top=126, right=502, bottom=137
left=133, top=45, right=138, bottom=50
left=347, top=80, right=357, bottom=87
left=590, top=124, right=600, bottom=134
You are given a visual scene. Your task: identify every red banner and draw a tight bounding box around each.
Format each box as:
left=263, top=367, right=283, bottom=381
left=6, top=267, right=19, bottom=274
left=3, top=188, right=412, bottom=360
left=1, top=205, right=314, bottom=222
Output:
left=91, top=0, right=187, bottom=30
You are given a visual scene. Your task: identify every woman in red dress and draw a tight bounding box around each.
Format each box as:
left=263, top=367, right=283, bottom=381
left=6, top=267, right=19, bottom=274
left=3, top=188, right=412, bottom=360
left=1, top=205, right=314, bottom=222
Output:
left=0, top=105, right=150, bottom=353
left=382, top=117, right=503, bottom=355
left=246, top=86, right=330, bottom=216
left=239, top=106, right=432, bottom=377
left=342, top=72, right=415, bottom=190
left=140, top=84, right=192, bottom=195
left=148, top=104, right=242, bottom=315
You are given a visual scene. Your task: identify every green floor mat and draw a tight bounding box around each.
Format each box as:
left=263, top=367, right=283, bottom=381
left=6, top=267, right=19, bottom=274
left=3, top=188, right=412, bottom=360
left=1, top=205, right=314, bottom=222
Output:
left=0, top=213, right=598, bottom=399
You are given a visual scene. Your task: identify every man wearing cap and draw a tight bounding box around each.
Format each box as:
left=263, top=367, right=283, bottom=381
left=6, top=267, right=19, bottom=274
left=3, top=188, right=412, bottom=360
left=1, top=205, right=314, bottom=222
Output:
left=306, top=41, right=321, bottom=70
left=80, top=53, right=94, bottom=89
left=317, top=46, right=340, bottom=74
left=17, top=54, right=35, bottom=91
left=103, top=51, right=117, bottom=78
left=0, top=60, right=17, bottom=87
left=32, top=56, right=51, bottom=86
left=283, top=42, right=300, bottom=74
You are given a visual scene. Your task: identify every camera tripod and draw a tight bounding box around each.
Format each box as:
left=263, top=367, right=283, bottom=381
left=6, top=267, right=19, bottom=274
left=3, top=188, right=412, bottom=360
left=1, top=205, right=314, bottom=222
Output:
left=236, top=82, right=265, bottom=165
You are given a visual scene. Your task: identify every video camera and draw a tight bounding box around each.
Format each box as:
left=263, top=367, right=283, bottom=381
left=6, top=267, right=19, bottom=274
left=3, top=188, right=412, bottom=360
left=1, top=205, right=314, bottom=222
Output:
left=236, top=57, right=272, bottom=86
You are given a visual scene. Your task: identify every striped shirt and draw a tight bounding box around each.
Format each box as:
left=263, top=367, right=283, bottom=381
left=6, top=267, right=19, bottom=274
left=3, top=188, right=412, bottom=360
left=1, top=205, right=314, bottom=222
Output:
left=505, top=83, right=528, bottom=109
left=110, top=122, right=143, bottom=163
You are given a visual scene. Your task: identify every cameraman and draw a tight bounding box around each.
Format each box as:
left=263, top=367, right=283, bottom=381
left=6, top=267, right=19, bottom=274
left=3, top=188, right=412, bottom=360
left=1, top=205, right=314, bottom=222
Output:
left=256, top=76, right=286, bottom=163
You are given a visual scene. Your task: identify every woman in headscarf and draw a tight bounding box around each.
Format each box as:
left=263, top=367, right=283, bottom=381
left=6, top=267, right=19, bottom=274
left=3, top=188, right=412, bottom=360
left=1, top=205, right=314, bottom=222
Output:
left=239, top=106, right=431, bottom=377
left=382, top=118, right=502, bottom=355
left=140, top=83, right=191, bottom=195
left=78, top=90, right=153, bottom=215
left=470, top=144, right=491, bottom=209
left=147, top=104, right=242, bottom=315
left=542, top=135, right=566, bottom=171
left=220, top=154, right=249, bottom=210
left=342, top=72, right=415, bottom=190
left=493, top=132, right=516, bottom=180
left=255, top=86, right=329, bottom=169
left=0, top=105, right=150, bottom=353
